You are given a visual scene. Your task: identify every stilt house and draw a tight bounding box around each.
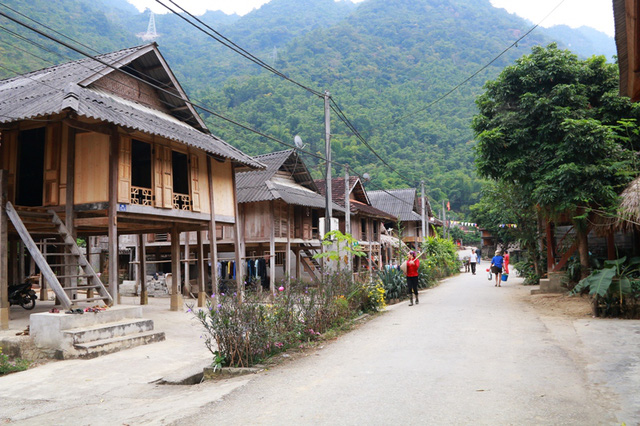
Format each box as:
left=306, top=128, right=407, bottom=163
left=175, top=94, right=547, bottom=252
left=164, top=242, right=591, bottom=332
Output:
left=315, top=177, right=396, bottom=270
left=0, top=43, right=262, bottom=330
left=234, top=149, right=344, bottom=289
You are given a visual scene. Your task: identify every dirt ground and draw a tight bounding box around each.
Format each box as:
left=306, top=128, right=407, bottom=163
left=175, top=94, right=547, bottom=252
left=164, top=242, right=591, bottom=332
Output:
left=519, top=288, right=594, bottom=319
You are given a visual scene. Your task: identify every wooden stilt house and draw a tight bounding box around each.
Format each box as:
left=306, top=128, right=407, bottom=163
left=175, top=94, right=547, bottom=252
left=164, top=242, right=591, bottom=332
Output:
left=315, top=177, right=396, bottom=271
left=0, top=43, right=262, bottom=329
left=233, top=149, right=344, bottom=289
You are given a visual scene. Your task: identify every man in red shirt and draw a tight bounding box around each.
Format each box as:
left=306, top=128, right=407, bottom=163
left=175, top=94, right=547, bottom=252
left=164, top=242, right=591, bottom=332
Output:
left=406, top=251, right=420, bottom=306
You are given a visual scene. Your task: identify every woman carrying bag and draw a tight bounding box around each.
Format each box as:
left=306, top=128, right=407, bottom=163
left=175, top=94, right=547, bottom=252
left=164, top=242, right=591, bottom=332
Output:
left=490, top=250, right=504, bottom=287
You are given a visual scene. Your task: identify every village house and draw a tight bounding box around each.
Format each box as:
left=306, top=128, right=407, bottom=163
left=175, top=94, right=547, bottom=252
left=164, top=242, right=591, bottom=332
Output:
left=368, top=188, right=440, bottom=252
left=0, top=43, right=262, bottom=344
left=315, top=177, right=397, bottom=270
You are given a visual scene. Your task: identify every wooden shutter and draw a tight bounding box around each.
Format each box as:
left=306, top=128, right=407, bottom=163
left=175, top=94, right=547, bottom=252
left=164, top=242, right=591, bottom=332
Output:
left=154, top=145, right=164, bottom=207
left=162, top=147, right=173, bottom=209
left=1, top=130, right=17, bottom=202
left=117, top=136, right=131, bottom=203
left=302, top=214, right=312, bottom=240
left=190, top=153, right=201, bottom=212
left=43, top=124, right=61, bottom=206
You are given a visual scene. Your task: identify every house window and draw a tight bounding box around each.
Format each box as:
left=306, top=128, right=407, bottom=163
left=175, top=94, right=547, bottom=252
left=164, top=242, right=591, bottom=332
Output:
left=361, top=219, right=367, bottom=240
left=172, top=151, right=190, bottom=210
left=16, top=127, right=45, bottom=206
left=373, top=220, right=379, bottom=240
left=130, top=139, right=152, bottom=205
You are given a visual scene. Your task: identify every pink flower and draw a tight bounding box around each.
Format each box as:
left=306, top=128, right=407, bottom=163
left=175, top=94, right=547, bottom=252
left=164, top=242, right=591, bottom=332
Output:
left=278, top=286, right=285, bottom=292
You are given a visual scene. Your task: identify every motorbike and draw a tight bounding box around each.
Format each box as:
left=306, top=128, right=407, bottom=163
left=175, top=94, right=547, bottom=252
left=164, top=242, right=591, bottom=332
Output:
left=9, top=281, right=37, bottom=310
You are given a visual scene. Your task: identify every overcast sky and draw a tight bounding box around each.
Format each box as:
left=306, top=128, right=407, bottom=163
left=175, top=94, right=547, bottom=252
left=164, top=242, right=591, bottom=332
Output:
left=127, top=0, right=615, bottom=37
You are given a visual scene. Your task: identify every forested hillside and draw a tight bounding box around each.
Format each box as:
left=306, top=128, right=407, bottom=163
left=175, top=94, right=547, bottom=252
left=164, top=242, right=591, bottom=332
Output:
left=0, top=0, right=617, bottom=215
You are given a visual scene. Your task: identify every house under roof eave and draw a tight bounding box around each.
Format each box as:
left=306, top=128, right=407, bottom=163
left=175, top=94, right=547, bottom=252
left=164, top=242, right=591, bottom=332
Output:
left=0, top=43, right=263, bottom=169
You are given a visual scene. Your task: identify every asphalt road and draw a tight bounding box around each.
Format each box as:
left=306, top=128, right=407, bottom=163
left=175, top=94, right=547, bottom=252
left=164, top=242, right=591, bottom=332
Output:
left=178, top=271, right=622, bottom=425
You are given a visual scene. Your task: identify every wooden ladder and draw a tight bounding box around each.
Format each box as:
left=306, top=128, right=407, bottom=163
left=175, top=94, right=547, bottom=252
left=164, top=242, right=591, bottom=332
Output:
left=5, top=202, right=113, bottom=310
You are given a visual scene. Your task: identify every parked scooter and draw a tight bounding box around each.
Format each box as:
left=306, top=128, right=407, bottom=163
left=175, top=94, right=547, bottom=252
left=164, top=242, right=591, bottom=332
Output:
left=9, top=281, right=37, bottom=310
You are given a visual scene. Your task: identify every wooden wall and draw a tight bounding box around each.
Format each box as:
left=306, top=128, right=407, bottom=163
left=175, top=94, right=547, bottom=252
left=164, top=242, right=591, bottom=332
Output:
left=212, top=160, right=235, bottom=218
left=243, top=201, right=272, bottom=241
left=75, top=132, right=110, bottom=204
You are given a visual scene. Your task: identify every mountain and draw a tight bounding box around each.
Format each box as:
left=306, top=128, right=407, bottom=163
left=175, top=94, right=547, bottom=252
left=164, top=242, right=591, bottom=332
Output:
left=545, top=25, right=616, bottom=60
left=0, top=0, right=619, bottom=214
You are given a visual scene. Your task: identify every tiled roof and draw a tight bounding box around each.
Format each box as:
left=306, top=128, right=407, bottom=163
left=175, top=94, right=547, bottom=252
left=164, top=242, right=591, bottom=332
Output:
left=350, top=200, right=396, bottom=220
left=236, top=150, right=343, bottom=211
left=315, top=178, right=394, bottom=220
left=0, top=44, right=262, bottom=168
left=368, top=188, right=423, bottom=222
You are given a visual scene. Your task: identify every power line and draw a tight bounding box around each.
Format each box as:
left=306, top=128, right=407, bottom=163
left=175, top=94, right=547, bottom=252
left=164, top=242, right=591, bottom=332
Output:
left=155, top=0, right=324, bottom=98
left=391, top=0, right=568, bottom=124
left=0, top=7, right=427, bottom=214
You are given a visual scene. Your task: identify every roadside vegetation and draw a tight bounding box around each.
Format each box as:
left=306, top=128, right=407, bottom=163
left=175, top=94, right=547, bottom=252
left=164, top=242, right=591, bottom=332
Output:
left=0, top=348, right=29, bottom=376
left=193, top=233, right=460, bottom=368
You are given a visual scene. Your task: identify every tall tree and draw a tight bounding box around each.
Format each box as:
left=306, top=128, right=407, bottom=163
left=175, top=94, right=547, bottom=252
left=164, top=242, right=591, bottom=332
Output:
left=472, top=44, right=638, bottom=277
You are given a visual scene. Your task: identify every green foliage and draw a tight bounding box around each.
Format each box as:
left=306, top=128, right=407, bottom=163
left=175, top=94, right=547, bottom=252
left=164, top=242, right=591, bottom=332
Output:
left=0, top=348, right=29, bottom=375
left=473, top=44, right=637, bottom=217
left=513, top=259, right=540, bottom=285
left=420, top=236, right=461, bottom=278
left=313, top=230, right=366, bottom=263
left=192, top=271, right=384, bottom=367
left=377, top=267, right=406, bottom=301
left=570, top=257, right=640, bottom=318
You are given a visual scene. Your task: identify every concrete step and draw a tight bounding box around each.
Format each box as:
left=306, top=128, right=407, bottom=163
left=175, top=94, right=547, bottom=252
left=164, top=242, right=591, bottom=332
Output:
left=73, top=330, right=166, bottom=359
left=63, top=319, right=155, bottom=344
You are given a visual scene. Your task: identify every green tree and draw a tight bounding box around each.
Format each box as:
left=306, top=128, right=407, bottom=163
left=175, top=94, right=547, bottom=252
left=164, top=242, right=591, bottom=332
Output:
left=473, top=44, right=637, bottom=278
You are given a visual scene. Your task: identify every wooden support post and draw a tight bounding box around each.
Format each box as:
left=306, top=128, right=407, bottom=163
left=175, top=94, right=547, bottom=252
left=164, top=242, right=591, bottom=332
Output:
left=138, top=234, right=148, bottom=305
left=546, top=221, right=555, bottom=272
left=108, top=130, right=119, bottom=304
left=607, top=232, right=616, bottom=260
left=170, top=227, right=183, bottom=311
left=231, top=168, right=243, bottom=301
left=66, top=127, right=77, bottom=299
left=295, top=248, right=301, bottom=280
left=207, top=157, right=219, bottom=297
left=18, top=242, right=25, bottom=283
left=10, top=239, right=17, bottom=287
left=286, top=205, right=291, bottom=287
left=270, top=201, right=276, bottom=294
left=85, top=236, right=93, bottom=299
left=184, top=231, right=190, bottom=297
left=0, top=170, right=9, bottom=330
left=197, top=231, right=206, bottom=307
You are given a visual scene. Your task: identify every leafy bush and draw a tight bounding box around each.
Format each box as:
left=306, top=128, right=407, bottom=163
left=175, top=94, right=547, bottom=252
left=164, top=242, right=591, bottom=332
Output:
left=513, top=259, right=540, bottom=285
left=420, top=236, right=461, bottom=278
left=0, top=348, right=29, bottom=375
left=193, top=270, right=385, bottom=368
left=571, top=256, right=640, bottom=318
left=378, top=267, right=406, bottom=301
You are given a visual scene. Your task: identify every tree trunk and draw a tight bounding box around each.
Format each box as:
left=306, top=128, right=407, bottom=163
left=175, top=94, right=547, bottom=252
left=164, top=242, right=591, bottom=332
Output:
left=576, top=225, right=590, bottom=280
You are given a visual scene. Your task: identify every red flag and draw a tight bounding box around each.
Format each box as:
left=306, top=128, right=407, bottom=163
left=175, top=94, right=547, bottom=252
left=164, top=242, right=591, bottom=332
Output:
left=446, top=201, right=450, bottom=211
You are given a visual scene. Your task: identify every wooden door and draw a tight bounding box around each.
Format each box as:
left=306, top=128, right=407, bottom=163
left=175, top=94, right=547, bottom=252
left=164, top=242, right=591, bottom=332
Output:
left=43, top=124, right=61, bottom=206
left=117, top=136, right=131, bottom=203
left=190, top=153, right=201, bottom=212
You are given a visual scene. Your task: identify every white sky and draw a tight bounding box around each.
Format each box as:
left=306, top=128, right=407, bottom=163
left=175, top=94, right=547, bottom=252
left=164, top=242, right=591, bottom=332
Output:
left=126, top=0, right=615, bottom=37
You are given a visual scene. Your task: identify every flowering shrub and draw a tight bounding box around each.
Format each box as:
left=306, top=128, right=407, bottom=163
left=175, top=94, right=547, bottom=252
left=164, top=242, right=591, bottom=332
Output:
left=193, top=270, right=385, bottom=368
left=0, top=348, right=29, bottom=375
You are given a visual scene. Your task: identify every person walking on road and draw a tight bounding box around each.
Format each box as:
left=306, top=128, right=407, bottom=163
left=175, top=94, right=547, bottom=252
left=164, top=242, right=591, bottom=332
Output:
left=490, top=250, right=504, bottom=287
left=406, top=251, right=420, bottom=306
left=469, top=248, right=478, bottom=275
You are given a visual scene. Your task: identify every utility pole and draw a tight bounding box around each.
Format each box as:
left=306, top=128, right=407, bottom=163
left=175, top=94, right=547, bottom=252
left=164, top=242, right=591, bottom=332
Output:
left=421, top=180, right=427, bottom=241
left=324, top=91, right=332, bottom=235
left=345, top=164, right=351, bottom=273
left=442, top=199, right=446, bottom=239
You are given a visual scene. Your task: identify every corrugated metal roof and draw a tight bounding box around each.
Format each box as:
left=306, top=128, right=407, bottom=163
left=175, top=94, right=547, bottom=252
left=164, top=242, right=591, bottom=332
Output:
left=235, top=150, right=342, bottom=210
left=368, top=188, right=422, bottom=222
left=0, top=44, right=262, bottom=169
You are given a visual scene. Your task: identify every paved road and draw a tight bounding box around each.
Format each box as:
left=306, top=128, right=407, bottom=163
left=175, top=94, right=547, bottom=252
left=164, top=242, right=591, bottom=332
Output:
left=2, top=273, right=639, bottom=425
left=178, top=272, right=625, bottom=425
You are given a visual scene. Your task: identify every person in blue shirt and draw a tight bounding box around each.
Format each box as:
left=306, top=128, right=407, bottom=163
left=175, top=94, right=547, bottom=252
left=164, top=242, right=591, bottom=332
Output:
left=491, top=250, right=504, bottom=287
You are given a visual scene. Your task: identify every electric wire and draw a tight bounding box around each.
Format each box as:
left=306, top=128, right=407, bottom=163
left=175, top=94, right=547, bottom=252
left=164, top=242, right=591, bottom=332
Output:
left=0, top=8, right=431, bottom=214
left=391, top=0, right=568, bottom=124
left=155, top=0, right=323, bottom=98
